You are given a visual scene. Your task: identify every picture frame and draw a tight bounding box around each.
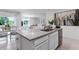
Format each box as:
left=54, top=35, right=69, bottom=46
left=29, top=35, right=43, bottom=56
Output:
left=54, top=10, right=79, bottom=26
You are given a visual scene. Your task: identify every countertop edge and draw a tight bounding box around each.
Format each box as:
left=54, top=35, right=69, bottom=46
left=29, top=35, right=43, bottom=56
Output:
left=16, top=28, right=62, bottom=41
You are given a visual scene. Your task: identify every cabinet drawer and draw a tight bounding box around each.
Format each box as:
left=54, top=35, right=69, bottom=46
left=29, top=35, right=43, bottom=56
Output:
left=34, top=36, right=48, bottom=46
left=35, top=40, right=48, bottom=50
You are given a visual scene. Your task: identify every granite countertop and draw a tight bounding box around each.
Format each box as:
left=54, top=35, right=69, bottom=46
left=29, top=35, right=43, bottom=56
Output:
left=16, top=28, right=62, bottom=40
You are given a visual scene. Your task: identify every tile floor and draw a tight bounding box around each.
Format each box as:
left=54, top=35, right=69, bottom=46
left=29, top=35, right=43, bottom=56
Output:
left=0, top=35, right=17, bottom=50
left=0, top=34, right=79, bottom=50
left=57, top=37, right=79, bottom=50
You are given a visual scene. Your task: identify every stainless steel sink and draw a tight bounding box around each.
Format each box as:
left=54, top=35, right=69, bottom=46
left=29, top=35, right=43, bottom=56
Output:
left=41, top=29, right=53, bottom=32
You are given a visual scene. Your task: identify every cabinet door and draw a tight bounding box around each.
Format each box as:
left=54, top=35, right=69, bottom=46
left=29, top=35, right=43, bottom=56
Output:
left=21, top=36, right=34, bottom=50
left=49, top=31, right=58, bottom=50
left=21, top=35, right=48, bottom=50
left=35, top=40, right=48, bottom=50
left=54, top=32, right=58, bottom=49
left=16, top=35, right=21, bottom=50
left=49, top=35, right=55, bottom=50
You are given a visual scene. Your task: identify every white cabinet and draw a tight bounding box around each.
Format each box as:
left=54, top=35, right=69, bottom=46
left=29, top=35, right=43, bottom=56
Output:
left=16, top=35, right=21, bottom=50
left=17, top=31, right=59, bottom=50
left=48, top=35, right=55, bottom=50
left=54, top=33, right=58, bottom=49
left=49, top=31, right=58, bottom=50
left=21, top=36, right=34, bottom=50
left=34, top=36, right=48, bottom=46
left=21, top=35, right=48, bottom=50
left=35, top=40, right=48, bottom=50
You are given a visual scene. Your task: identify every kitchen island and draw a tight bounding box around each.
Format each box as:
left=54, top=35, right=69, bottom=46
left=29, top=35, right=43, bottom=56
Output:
left=16, top=28, right=62, bottom=50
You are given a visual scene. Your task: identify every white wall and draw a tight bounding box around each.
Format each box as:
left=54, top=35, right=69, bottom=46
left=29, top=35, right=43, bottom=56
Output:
left=21, top=13, right=46, bottom=26
left=30, top=17, right=39, bottom=26
left=0, top=10, right=18, bottom=17
left=45, top=9, right=79, bottom=40
left=45, top=9, right=71, bottom=25
left=61, top=26, right=79, bottom=40
left=0, top=10, right=47, bottom=27
left=15, top=13, right=22, bottom=27
left=0, top=10, right=21, bottom=27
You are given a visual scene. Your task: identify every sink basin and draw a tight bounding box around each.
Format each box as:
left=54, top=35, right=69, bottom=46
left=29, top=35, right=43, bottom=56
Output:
left=41, top=29, right=53, bottom=32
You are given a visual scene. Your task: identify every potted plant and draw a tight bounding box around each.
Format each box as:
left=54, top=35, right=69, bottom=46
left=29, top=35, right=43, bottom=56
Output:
left=49, top=20, right=54, bottom=25
left=48, top=19, right=55, bottom=29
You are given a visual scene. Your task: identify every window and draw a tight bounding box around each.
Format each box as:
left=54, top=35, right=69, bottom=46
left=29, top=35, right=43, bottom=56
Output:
left=0, top=16, right=16, bottom=26
left=8, top=17, right=16, bottom=26
left=22, top=17, right=30, bottom=28
left=0, top=16, right=4, bottom=25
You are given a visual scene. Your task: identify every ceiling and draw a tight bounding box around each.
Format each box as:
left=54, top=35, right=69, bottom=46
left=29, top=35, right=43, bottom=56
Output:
left=0, top=9, right=70, bottom=15
left=1, top=9, right=71, bottom=14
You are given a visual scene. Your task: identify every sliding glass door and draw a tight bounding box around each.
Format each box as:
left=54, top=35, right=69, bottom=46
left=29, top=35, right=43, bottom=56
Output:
left=0, top=16, right=16, bottom=31
left=22, top=17, right=30, bottom=28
